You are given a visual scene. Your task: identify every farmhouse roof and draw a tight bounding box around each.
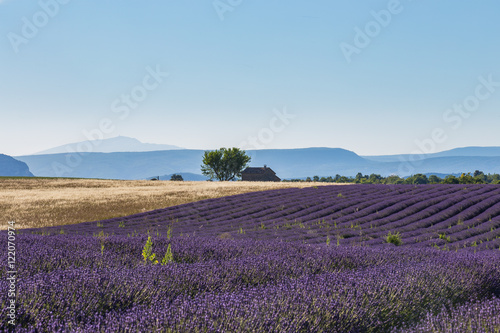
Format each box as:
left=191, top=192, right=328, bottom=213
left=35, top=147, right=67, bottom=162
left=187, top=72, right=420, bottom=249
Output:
left=241, top=165, right=281, bottom=181
left=242, top=166, right=275, bottom=174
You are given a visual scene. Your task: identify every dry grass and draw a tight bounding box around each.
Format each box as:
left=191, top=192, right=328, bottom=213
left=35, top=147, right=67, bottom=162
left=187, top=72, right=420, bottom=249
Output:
left=0, top=178, right=344, bottom=230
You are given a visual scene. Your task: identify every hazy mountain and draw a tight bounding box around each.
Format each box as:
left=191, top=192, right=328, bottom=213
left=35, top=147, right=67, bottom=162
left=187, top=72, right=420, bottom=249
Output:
left=16, top=148, right=372, bottom=180
left=152, top=173, right=209, bottom=181
left=244, top=148, right=374, bottom=178
left=35, top=136, right=183, bottom=155
left=0, top=154, right=34, bottom=177
left=383, top=156, right=500, bottom=176
left=420, top=173, right=462, bottom=179
left=431, top=146, right=500, bottom=157
left=363, top=146, right=500, bottom=162
left=18, top=150, right=205, bottom=180
left=15, top=147, right=500, bottom=180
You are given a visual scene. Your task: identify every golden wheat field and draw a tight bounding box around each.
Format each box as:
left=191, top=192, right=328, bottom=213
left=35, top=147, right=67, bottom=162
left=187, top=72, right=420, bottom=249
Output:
left=0, top=178, right=342, bottom=230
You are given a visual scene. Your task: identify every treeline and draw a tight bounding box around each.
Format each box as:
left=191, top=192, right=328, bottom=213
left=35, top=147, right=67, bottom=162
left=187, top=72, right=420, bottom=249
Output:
left=284, top=171, right=500, bottom=185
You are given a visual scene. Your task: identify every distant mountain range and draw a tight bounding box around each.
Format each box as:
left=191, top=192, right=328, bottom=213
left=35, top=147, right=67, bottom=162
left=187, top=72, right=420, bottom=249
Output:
left=0, top=154, right=34, bottom=177
left=153, top=173, right=209, bottom=181
left=362, top=146, right=500, bottom=162
left=34, top=136, right=183, bottom=155
left=12, top=143, right=500, bottom=180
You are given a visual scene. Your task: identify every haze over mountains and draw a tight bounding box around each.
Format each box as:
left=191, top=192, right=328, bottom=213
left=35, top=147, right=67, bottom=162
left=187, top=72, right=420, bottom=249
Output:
left=34, top=136, right=183, bottom=155
left=4, top=136, right=500, bottom=180
left=363, top=147, right=500, bottom=162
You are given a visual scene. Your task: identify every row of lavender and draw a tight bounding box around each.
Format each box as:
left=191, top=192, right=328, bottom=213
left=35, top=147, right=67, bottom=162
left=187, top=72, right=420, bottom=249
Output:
left=1, top=234, right=499, bottom=332
left=28, top=184, right=500, bottom=251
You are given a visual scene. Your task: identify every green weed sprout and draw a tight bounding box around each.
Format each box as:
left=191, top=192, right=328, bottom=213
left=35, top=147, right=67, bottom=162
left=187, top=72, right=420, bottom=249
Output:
left=142, top=236, right=158, bottom=264
left=167, top=225, right=172, bottom=240
left=161, top=244, right=174, bottom=265
left=385, top=231, right=403, bottom=246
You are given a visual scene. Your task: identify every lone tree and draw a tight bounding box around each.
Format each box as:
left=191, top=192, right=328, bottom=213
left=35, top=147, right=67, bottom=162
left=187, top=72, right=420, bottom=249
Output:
left=201, top=148, right=251, bottom=181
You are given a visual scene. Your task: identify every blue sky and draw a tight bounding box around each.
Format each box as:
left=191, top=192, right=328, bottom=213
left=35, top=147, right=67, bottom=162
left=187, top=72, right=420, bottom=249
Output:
left=1, top=0, right=499, bottom=156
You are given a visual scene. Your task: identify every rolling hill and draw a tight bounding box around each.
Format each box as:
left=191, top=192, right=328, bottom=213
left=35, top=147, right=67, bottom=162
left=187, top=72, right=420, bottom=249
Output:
left=16, top=147, right=500, bottom=180
left=0, top=154, right=34, bottom=177
left=153, top=173, right=209, bottom=181
left=35, top=184, right=500, bottom=250
left=363, top=146, right=500, bottom=162
left=16, top=148, right=375, bottom=180
left=12, top=184, right=500, bottom=331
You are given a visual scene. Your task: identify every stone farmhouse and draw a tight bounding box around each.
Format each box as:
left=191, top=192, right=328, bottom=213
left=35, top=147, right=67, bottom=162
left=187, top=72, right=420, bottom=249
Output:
left=241, top=165, right=281, bottom=182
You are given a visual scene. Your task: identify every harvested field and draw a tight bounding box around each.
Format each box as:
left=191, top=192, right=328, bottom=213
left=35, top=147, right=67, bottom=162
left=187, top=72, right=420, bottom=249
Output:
left=0, top=178, right=339, bottom=229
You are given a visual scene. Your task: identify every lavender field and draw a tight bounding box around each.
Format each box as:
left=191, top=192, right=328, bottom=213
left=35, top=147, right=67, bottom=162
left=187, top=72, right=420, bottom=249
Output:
left=2, top=184, right=500, bottom=332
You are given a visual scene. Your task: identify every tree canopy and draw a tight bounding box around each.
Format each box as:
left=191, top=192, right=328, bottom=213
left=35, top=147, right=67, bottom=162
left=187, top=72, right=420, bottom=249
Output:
left=285, top=171, right=500, bottom=185
left=201, top=148, right=251, bottom=181
left=170, top=174, right=183, bottom=181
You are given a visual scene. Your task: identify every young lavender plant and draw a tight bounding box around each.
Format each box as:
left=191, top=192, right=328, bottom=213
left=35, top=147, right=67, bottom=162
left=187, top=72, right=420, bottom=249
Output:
left=167, top=225, right=172, bottom=240
left=161, top=244, right=174, bottom=265
left=142, top=236, right=158, bottom=264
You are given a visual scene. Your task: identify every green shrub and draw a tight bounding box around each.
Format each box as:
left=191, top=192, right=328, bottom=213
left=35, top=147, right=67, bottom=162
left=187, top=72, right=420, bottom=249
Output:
left=385, top=231, right=403, bottom=246
left=142, top=236, right=158, bottom=264
left=161, top=244, right=174, bottom=265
